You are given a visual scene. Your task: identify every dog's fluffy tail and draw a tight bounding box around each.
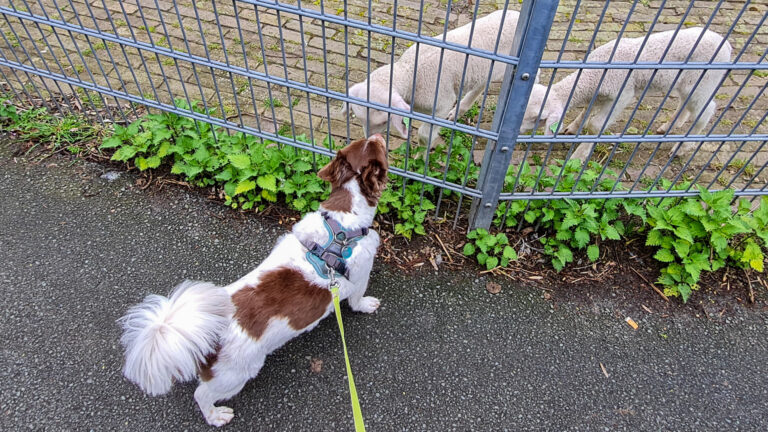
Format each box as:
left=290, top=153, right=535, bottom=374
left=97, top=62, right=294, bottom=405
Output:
left=118, top=281, right=233, bottom=396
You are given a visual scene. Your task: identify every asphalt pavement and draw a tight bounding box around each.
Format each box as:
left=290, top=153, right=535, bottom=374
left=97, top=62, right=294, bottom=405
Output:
left=1, top=145, right=767, bottom=431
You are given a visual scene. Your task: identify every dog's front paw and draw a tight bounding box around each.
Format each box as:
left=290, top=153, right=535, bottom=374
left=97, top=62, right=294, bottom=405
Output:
left=351, top=296, right=380, bottom=314
left=205, top=406, right=235, bottom=427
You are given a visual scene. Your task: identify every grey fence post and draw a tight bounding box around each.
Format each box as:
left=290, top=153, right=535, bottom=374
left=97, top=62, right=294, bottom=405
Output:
left=469, top=0, right=560, bottom=230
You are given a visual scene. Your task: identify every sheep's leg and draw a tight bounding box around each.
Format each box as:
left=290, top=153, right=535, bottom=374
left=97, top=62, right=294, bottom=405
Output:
left=670, top=101, right=715, bottom=158
left=657, top=97, right=691, bottom=135
left=447, top=87, right=483, bottom=122
left=571, top=92, right=634, bottom=163
left=563, top=110, right=586, bottom=135
left=418, top=122, right=444, bottom=148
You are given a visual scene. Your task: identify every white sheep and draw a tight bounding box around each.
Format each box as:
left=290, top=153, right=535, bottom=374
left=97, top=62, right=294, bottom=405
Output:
left=343, top=9, right=519, bottom=146
left=520, top=27, right=732, bottom=161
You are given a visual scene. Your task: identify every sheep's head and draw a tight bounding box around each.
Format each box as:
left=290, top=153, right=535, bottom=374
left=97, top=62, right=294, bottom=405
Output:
left=520, top=84, right=563, bottom=135
left=343, top=81, right=411, bottom=139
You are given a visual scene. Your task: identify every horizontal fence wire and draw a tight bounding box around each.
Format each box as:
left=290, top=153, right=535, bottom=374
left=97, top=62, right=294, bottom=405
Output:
left=1, top=0, right=767, bottom=229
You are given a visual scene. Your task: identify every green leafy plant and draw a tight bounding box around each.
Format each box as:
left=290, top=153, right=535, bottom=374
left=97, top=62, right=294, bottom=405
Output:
left=463, top=228, right=518, bottom=270
left=0, top=98, right=97, bottom=151
left=495, top=159, right=645, bottom=271
left=645, top=187, right=767, bottom=302
left=0, top=97, right=19, bottom=124
left=100, top=99, right=330, bottom=212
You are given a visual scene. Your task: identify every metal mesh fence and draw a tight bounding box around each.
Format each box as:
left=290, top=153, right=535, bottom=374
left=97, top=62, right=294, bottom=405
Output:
left=1, top=0, right=766, bottom=229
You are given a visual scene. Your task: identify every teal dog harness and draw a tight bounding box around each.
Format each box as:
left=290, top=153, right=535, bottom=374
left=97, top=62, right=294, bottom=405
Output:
left=302, top=212, right=369, bottom=280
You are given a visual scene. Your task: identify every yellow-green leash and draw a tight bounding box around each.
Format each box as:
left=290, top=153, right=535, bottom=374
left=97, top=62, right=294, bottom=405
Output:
left=330, top=279, right=366, bottom=432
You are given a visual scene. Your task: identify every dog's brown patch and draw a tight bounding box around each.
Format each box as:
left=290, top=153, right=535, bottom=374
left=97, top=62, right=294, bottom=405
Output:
left=198, top=344, right=220, bottom=382
left=322, top=187, right=353, bottom=213
left=231, top=267, right=332, bottom=340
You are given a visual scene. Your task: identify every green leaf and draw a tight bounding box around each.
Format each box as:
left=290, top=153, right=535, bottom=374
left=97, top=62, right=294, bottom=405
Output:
left=214, top=168, right=234, bottom=181
left=100, top=136, right=123, bottom=149
left=587, top=244, right=599, bottom=262
left=677, top=283, right=692, bottom=303
left=293, top=160, right=313, bottom=172
left=574, top=228, right=590, bottom=248
left=556, top=245, right=573, bottom=264
left=503, top=245, right=517, bottom=260
left=111, top=145, right=138, bottom=161
left=549, top=121, right=560, bottom=134
left=672, top=240, right=690, bottom=258
left=228, top=153, right=251, bottom=170
left=603, top=225, right=621, bottom=240
left=486, top=256, right=499, bottom=270
left=152, top=127, right=173, bottom=144
left=646, top=229, right=664, bottom=246
left=135, top=157, right=149, bottom=171
left=257, top=174, right=278, bottom=192
left=292, top=197, right=307, bottom=211
left=193, top=146, right=210, bottom=163
left=234, top=179, right=256, bottom=195
left=156, top=142, right=171, bottom=158
left=673, top=226, right=694, bottom=243
left=682, top=199, right=706, bottom=217
left=742, top=241, right=764, bottom=272
left=224, top=180, right=237, bottom=197
left=144, top=156, right=161, bottom=169
left=477, top=253, right=487, bottom=266
left=654, top=248, right=676, bottom=263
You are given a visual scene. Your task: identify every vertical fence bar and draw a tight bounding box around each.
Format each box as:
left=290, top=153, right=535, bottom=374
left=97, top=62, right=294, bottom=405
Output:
left=469, top=0, right=559, bottom=230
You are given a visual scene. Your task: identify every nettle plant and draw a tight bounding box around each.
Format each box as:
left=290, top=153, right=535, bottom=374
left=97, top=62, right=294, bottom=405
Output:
left=645, top=186, right=768, bottom=302
left=101, top=99, right=330, bottom=212
left=463, top=228, right=518, bottom=270
left=378, top=124, right=479, bottom=239
left=494, top=159, right=645, bottom=271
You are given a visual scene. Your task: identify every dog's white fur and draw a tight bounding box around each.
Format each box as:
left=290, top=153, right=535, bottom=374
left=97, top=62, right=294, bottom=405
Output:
left=521, top=27, right=732, bottom=161
left=119, top=136, right=387, bottom=427
left=345, top=9, right=519, bottom=146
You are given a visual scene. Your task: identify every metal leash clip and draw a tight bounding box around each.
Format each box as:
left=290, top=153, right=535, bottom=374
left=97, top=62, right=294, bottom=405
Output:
left=326, top=263, right=340, bottom=291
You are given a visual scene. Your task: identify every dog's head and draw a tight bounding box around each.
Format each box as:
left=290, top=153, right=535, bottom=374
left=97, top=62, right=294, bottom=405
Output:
left=343, top=81, right=411, bottom=139
left=318, top=134, right=389, bottom=206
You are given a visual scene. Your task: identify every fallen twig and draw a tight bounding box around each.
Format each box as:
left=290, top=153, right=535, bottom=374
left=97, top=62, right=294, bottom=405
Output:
left=631, top=267, right=669, bottom=302
left=745, top=269, right=755, bottom=304
left=434, top=234, right=454, bottom=263
left=599, top=362, right=609, bottom=378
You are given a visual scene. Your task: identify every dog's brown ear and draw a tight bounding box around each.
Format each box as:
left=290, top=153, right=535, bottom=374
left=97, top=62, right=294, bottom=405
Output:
left=318, top=153, right=356, bottom=187
left=360, top=161, right=388, bottom=201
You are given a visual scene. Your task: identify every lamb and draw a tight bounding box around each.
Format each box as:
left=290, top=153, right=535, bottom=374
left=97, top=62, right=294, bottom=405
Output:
left=343, top=9, right=519, bottom=146
left=520, top=27, right=732, bottom=161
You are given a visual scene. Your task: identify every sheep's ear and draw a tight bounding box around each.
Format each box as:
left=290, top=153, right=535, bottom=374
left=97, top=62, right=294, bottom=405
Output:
left=339, top=101, right=349, bottom=118
left=389, top=91, right=411, bottom=138
left=545, top=111, right=562, bottom=135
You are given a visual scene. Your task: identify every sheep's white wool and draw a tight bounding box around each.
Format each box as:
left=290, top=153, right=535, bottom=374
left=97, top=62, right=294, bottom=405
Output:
left=346, top=9, right=520, bottom=146
left=521, top=27, right=732, bottom=160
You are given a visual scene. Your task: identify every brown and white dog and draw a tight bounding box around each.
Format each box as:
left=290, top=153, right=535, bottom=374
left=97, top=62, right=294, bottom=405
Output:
left=118, top=135, right=389, bottom=427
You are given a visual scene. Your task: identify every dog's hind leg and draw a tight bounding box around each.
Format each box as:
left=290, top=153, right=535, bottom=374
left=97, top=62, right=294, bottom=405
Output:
left=195, top=355, right=265, bottom=427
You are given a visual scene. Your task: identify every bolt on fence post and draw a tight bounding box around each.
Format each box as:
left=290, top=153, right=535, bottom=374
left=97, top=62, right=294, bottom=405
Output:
left=469, top=0, right=560, bottom=230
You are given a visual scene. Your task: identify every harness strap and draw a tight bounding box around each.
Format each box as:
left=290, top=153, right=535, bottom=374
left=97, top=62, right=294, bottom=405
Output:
left=301, top=212, right=369, bottom=280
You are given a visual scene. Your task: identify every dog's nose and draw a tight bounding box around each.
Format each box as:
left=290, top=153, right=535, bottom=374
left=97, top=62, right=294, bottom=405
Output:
left=370, top=133, right=383, bottom=140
